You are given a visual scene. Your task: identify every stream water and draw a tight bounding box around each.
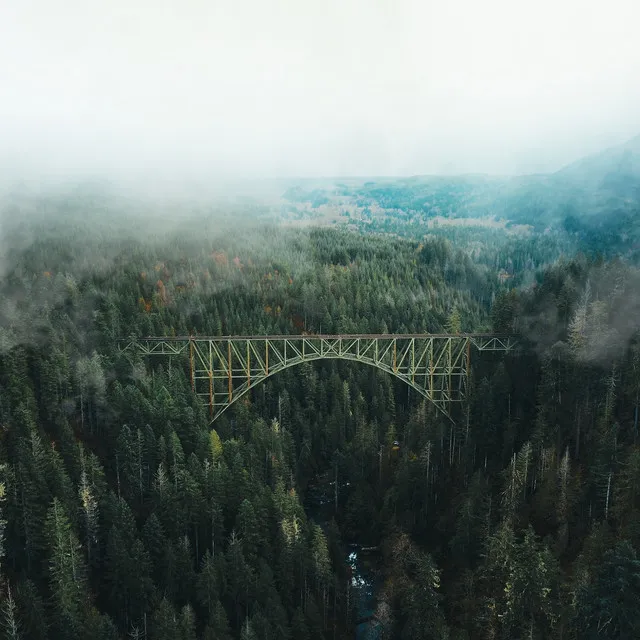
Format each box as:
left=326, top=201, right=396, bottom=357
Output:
left=305, top=475, right=382, bottom=639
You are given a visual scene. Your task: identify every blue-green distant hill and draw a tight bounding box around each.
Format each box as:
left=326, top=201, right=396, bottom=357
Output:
left=282, top=134, right=640, bottom=258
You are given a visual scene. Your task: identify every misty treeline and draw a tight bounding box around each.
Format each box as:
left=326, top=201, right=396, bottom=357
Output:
left=0, top=204, right=639, bottom=640
left=284, top=146, right=640, bottom=283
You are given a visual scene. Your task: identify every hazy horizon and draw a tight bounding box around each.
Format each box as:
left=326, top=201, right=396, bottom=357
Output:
left=2, top=0, right=639, bottom=183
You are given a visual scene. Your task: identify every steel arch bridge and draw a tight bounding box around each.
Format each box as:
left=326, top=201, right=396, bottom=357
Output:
left=121, top=334, right=516, bottom=423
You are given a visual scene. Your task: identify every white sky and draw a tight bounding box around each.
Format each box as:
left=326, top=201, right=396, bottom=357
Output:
left=1, top=0, right=639, bottom=180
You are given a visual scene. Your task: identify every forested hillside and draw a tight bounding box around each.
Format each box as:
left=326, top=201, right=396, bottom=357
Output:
left=1, top=193, right=640, bottom=640
left=282, top=134, right=640, bottom=268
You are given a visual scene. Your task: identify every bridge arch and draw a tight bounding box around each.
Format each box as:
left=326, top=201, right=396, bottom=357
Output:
left=206, top=350, right=461, bottom=423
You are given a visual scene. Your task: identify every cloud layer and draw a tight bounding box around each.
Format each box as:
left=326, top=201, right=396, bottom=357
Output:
left=1, top=0, right=639, bottom=179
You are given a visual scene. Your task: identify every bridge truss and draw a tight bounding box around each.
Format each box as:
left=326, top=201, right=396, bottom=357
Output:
left=121, top=334, right=516, bottom=422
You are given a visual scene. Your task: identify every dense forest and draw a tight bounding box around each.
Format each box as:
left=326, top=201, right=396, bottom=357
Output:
left=1, top=177, right=640, bottom=640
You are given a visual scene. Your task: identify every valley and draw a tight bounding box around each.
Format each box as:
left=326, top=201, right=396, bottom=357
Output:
left=1, top=135, right=640, bottom=639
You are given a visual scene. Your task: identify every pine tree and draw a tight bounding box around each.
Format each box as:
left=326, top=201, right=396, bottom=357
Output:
left=236, top=500, right=260, bottom=567
left=576, top=540, right=640, bottom=638
left=391, top=534, right=448, bottom=640
left=78, top=465, right=98, bottom=567
left=500, top=441, right=532, bottom=520
left=447, top=307, right=462, bottom=334
left=1, top=585, right=20, bottom=640
left=568, top=282, right=590, bottom=358
left=178, top=604, right=196, bottom=640
left=196, top=550, right=219, bottom=619
left=210, top=430, right=223, bottom=464
left=612, top=445, right=640, bottom=543
left=502, top=526, right=558, bottom=639
left=0, top=466, right=6, bottom=575
left=202, top=600, right=232, bottom=640
left=15, top=578, right=47, bottom=640
left=240, top=618, right=257, bottom=640
left=45, top=498, right=88, bottom=638
left=150, top=598, right=178, bottom=640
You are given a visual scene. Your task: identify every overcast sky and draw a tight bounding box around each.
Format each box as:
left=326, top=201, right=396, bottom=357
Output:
left=1, top=0, right=639, bottom=180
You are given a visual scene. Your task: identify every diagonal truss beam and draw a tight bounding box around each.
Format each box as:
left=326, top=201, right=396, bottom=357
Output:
left=120, top=334, right=516, bottom=423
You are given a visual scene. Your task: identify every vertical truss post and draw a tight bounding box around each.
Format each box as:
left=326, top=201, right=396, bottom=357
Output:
left=448, top=338, right=452, bottom=400
left=429, top=339, right=434, bottom=399
left=393, top=338, right=397, bottom=373
left=411, top=338, right=415, bottom=384
left=246, top=341, right=251, bottom=388
left=265, top=340, right=269, bottom=375
left=189, top=336, right=195, bottom=392
left=466, top=337, right=471, bottom=380
left=227, top=341, right=232, bottom=402
left=208, top=340, right=214, bottom=419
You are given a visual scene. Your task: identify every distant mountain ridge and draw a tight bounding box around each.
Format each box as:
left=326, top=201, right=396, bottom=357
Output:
left=556, top=133, right=640, bottom=177
left=282, top=134, right=640, bottom=233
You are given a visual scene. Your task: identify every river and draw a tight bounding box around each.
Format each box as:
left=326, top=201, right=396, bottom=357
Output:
left=304, top=474, right=383, bottom=639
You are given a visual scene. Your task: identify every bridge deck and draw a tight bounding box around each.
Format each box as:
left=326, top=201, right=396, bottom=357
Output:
left=131, top=332, right=512, bottom=341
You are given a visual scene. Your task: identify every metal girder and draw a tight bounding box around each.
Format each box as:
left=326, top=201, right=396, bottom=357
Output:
left=469, top=336, right=518, bottom=351
left=121, top=333, right=516, bottom=423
